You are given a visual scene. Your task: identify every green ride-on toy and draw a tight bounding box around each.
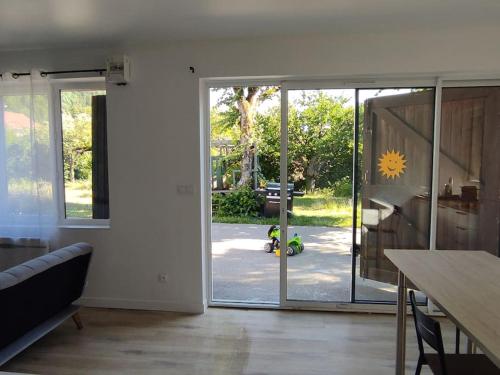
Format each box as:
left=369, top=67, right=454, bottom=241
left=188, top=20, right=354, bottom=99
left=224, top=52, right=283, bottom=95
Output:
left=264, top=225, right=304, bottom=256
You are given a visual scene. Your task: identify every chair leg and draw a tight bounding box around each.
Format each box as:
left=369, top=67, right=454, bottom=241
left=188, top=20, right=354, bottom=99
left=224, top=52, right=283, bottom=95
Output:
left=415, top=357, right=423, bottom=375
left=455, top=327, right=460, bottom=354
left=466, top=337, right=477, bottom=354
left=72, top=312, right=83, bottom=330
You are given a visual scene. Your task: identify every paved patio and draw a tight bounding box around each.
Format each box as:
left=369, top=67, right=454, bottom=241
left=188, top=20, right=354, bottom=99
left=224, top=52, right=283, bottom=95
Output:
left=212, top=223, right=407, bottom=304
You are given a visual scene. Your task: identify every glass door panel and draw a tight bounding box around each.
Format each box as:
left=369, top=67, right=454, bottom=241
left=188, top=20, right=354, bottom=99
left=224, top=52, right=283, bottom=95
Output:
left=284, top=88, right=356, bottom=303
left=436, top=86, right=500, bottom=257
left=356, top=88, right=435, bottom=303
left=210, top=85, right=281, bottom=304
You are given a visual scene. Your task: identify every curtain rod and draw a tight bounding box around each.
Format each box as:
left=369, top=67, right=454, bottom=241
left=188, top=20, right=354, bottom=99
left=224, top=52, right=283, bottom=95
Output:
left=0, top=68, right=106, bottom=79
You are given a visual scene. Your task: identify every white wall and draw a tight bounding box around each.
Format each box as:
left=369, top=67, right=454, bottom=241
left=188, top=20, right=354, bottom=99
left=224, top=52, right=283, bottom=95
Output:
left=1, top=25, right=500, bottom=313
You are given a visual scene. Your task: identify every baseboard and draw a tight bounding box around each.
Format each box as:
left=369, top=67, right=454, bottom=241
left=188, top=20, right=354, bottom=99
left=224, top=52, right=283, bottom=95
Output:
left=78, top=297, right=205, bottom=314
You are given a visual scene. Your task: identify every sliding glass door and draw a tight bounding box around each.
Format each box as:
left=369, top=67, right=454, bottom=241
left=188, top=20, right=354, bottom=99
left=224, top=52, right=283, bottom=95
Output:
left=279, top=83, right=434, bottom=307
left=284, top=88, right=356, bottom=303
left=436, top=86, right=500, bottom=256
left=355, top=88, right=435, bottom=303
left=208, top=78, right=499, bottom=309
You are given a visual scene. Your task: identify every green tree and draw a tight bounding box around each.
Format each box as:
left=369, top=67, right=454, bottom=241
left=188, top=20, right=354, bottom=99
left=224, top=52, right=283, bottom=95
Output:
left=258, top=92, right=355, bottom=192
left=3, top=95, right=51, bottom=182
left=3, top=94, right=49, bottom=122
left=60, top=91, right=103, bottom=182
left=255, top=107, right=280, bottom=182
left=61, top=111, right=92, bottom=181
left=210, top=109, right=243, bottom=188
left=214, top=87, right=278, bottom=187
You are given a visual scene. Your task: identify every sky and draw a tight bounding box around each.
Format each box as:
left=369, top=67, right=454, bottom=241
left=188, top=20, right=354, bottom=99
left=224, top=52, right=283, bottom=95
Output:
left=209, top=87, right=415, bottom=114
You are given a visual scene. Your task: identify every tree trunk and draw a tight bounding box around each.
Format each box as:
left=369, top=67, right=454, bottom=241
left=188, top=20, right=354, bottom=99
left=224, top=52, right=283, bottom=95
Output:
left=68, top=154, right=75, bottom=182
left=305, top=176, right=316, bottom=192
left=305, top=156, right=322, bottom=193
left=235, top=87, right=259, bottom=187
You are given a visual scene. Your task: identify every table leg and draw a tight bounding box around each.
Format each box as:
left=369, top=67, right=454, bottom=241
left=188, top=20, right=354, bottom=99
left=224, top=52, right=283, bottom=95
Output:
left=396, top=271, right=407, bottom=375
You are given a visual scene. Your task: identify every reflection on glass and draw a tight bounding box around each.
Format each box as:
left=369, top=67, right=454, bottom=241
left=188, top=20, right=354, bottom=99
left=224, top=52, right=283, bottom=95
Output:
left=357, top=88, right=435, bottom=302
left=4, top=94, right=54, bottom=218
left=437, top=87, right=500, bottom=256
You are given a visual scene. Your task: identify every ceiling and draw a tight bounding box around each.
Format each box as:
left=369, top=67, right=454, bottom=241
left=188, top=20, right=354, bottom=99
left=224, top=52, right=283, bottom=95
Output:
left=1, top=0, right=499, bottom=50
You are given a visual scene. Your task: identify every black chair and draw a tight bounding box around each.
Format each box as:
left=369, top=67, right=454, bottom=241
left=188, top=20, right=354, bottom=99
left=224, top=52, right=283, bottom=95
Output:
left=409, top=291, right=499, bottom=375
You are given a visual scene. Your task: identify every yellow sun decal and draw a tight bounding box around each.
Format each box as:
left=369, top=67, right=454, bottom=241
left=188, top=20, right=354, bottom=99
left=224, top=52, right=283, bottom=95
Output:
left=378, top=150, right=406, bottom=179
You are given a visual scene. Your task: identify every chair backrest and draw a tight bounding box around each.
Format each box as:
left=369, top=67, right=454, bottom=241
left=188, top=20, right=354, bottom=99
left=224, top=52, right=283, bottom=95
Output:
left=409, top=290, right=448, bottom=374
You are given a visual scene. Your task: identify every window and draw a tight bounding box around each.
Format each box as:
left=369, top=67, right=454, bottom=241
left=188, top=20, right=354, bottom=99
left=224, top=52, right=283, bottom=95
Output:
left=55, top=82, right=109, bottom=224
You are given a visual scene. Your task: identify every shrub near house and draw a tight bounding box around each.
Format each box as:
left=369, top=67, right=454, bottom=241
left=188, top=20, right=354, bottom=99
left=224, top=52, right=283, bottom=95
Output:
left=212, top=187, right=264, bottom=217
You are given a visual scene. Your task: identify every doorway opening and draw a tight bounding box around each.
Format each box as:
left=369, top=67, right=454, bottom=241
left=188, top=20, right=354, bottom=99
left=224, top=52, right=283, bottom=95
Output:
left=206, top=81, right=429, bottom=308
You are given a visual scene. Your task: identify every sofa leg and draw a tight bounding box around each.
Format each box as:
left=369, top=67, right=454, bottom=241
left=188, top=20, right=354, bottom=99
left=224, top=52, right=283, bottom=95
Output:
left=72, top=312, right=83, bottom=330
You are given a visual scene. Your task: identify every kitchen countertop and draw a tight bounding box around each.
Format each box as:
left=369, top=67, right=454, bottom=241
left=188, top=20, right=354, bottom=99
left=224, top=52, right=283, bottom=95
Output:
left=438, top=196, right=479, bottom=214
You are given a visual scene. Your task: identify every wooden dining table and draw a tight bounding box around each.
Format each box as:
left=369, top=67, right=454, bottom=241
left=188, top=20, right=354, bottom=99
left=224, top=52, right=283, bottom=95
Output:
left=385, top=249, right=500, bottom=375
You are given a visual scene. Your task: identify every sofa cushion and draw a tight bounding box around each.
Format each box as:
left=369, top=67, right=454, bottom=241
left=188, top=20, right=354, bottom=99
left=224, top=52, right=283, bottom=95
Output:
left=2, top=264, right=36, bottom=285
left=0, top=272, right=17, bottom=290
left=0, top=242, right=93, bottom=291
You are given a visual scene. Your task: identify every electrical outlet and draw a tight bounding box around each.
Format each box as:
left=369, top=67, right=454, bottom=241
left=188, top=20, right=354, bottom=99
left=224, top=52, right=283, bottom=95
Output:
left=158, top=273, right=168, bottom=283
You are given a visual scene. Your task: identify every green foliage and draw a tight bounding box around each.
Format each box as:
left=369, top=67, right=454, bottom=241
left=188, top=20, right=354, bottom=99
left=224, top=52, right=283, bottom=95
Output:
left=60, top=90, right=104, bottom=182
left=210, top=87, right=279, bottom=187
left=64, top=180, right=92, bottom=218
left=289, top=92, right=354, bottom=191
left=291, top=192, right=359, bottom=227
left=255, top=107, right=280, bottom=182
left=214, top=215, right=278, bottom=226
left=210, top=108, right=245, bottom=189
left=211, top=89, right=357, bottom=193
left=212, top=192, right=358, bottom=228
left=212, top=186, right=264, bottom=217
left=73, top=152, right=92, bottom=180
left=210, top=108, right=240, bottom=145
left=256, top=92, right=355, bottom=192
left=3, top=95, right=52, bottom=181
left=330, top=176, right=353, bottom=197
left=4, top=94, right=49, bottom=122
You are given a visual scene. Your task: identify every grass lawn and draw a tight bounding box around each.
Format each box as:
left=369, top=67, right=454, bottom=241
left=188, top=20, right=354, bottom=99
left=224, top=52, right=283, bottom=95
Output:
left=213, top=192, right=359, bottom=227
left=64, top=180, right=92, bottom=218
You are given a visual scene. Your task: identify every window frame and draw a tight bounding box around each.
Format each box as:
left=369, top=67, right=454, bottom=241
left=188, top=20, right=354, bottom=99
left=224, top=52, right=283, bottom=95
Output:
left=51, top=79, right=110, bottom=228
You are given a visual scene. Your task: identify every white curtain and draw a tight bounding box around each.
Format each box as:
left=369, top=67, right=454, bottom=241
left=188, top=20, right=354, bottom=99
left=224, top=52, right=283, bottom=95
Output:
left=0, top=70, right=58, bottom=242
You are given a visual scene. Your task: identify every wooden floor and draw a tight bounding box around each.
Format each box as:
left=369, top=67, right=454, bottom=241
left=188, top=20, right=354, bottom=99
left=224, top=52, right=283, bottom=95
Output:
left=1, top=307, right=460, bottom=375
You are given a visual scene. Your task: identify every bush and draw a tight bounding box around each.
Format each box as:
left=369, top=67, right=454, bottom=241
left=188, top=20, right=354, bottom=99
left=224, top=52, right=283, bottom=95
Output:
left=212, top=186, right=264, bottom=217
left=330, top=176, right=352, bottom=197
